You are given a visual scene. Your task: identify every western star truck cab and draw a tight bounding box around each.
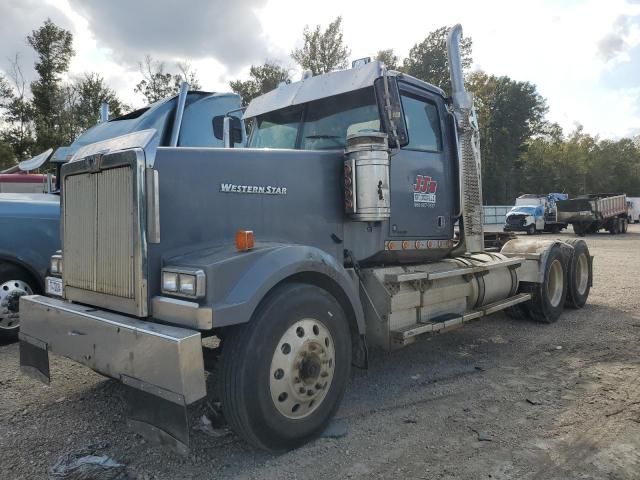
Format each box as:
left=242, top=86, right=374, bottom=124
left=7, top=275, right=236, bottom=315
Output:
left=504, top=193, right=568, bottom=235
left=0, top=89, right=243, bottom=339
left=18, top=26, right=593, bottom=454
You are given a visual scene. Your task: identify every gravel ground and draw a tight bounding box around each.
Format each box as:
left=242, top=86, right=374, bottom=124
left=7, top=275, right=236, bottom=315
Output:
left=1, top=226, right=639, bottom=479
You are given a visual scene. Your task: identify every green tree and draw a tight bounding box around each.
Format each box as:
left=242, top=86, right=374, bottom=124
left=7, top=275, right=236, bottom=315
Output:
left=69, top=73, right=128, bottom=135
left=0, top=54, right=36, bottom=159
left=291, top=17, right=350, bottom=75
left=518, top=127, right=640, bottom=199
left=27, top=18, right=74, bottom=152
left=467, top=71, right=548, bottom=204
left=134, top=55, right=202, bottom=104
left=230, top=61, right=291, bottom=106
left=402, top=26, right=472, bottom=94
left=375, top=49, right=399, bottom=70
left=0, top=140, right=15, bottom=171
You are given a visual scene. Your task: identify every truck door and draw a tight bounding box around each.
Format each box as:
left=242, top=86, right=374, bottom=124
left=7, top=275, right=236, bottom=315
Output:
left=389, top=83, right=454, bottom=239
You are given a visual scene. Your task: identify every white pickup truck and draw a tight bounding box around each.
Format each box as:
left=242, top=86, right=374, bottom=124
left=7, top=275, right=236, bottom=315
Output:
left=504, top=193, right=568, bottom=234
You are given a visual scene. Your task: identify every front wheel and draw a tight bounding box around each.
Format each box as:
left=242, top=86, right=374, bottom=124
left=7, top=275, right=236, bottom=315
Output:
left=0, top=264, right=36, bottom=340
left=526, top=224, right=536, bottom=235
left=219, top=283, right=351, bottom=452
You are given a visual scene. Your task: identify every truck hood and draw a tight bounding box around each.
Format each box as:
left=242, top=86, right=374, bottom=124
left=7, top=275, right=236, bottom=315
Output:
left=0, top=192, right=60, bottom=219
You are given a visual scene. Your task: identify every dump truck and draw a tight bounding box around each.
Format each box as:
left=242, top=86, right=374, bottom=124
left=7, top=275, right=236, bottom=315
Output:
left=504, top=193, right=568, bottom=234
left=18, top=25, right=593, bottom=454
left=557, top=193, right=628, bottom=235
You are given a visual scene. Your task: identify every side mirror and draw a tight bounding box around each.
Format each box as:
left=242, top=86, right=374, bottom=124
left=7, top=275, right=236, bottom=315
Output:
left=374, top=77, right=408, bottom=148
left=213, top=115, right=243, bottom=147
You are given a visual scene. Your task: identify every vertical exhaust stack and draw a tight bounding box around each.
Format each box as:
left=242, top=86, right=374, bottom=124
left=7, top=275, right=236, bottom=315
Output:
left=447, top=24, right=484, bottom=253
left=100, top=102, right=109, bottom=123
left=169, top=82, right=190, bottom=147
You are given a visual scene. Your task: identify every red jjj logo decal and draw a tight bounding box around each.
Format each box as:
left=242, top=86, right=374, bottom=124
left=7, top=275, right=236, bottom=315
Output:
left=413, top=175, right=438, bottom=208
left=413, top=175, right=438, bottom=194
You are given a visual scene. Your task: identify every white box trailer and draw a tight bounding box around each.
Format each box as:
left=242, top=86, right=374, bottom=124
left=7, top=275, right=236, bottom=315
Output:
left=627, top=197, right=640, bottom=223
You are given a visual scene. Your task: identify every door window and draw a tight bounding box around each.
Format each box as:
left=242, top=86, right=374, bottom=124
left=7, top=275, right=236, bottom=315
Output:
left=400, top=93, right=442, bottom=152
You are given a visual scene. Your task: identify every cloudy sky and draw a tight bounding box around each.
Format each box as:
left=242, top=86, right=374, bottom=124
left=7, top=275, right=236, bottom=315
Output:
left=1, top=0, right=639, bottom=139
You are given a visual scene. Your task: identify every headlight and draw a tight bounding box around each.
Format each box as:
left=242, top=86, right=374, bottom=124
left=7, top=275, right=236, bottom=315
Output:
left=178, top=274, right=196, bottom=295
left=162, top=271, right=178, bottom=292
left=50, top=254, right=63, bottom=275
left=161, top=267, right=205, bottom=298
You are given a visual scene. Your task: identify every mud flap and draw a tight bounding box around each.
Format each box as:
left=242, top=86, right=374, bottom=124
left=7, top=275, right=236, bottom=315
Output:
left=19, top=334, right=50, bottom=384
left=123, top=376, right=190, bottom=456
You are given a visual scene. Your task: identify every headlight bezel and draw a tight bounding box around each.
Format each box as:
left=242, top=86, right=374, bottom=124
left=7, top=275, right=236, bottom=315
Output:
left=161, top=267, right=206, bottom=299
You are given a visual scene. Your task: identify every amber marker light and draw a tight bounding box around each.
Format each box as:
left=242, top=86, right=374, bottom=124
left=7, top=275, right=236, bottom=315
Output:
left=236, top=230, right=255, bottom=251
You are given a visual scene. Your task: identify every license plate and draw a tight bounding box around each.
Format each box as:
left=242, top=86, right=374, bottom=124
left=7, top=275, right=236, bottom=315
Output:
left=46, top=276, right=63, bottom=297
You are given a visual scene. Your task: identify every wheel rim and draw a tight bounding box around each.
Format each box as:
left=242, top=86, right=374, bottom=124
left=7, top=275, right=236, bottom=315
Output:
left=0, top=279, right=33, bottom=330
left=269, top=318, right=335, bottom=419
left=546, top=259, right=564, bottom=308
left=575, top=253, right=589, bottom=296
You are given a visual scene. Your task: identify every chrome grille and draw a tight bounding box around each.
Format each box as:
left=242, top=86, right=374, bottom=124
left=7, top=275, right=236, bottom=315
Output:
left=64, top=166, right=135, bottom=299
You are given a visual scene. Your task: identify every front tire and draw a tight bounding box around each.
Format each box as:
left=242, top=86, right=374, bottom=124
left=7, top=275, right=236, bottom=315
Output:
left=0, top=263, right=36, bottom=340
left=526, top=224, right=536, bottom=235
left=219, top=282, right=351, bottom=452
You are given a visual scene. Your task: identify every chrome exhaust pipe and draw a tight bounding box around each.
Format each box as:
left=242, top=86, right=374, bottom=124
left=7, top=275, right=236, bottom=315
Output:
left=100, top=102, right=109, bottom=123
left=169, top=82, right=189, bottom=147
left=447, top=24, right=484, bottom=253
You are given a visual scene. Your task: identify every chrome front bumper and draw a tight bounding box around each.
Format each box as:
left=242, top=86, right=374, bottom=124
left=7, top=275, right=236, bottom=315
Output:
left=19, top=295, right=207, bottom=453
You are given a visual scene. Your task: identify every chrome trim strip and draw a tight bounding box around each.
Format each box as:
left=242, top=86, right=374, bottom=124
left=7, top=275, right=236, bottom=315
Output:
left=152, top=296, right=213, bottom=330
left=146, top=168, right=160, bottom=244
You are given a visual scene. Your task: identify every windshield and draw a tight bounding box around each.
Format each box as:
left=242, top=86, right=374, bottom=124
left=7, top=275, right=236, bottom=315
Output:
left=249, top=87, right=380, bottom=150
left=249, top=107, right=301, bottom=149
left=509, top=206, right=539, bottom=215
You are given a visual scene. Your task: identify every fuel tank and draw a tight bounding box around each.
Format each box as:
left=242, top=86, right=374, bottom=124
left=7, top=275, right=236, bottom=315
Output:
left=360, top=252, right=519, bottom=350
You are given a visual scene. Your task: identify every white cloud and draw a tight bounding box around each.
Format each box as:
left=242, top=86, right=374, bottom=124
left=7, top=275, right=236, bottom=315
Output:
left=4, top=0, right=640, bottom=138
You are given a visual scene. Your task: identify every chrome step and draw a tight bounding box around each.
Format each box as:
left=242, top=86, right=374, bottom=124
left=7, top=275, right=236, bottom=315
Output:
left=390, top=293, right=531, bottom=345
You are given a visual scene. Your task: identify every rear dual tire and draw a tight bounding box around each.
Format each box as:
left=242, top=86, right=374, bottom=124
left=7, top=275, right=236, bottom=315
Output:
left=219, top=283, right=351, bottom=452
left=506, top=244, right=567, bottom=324
left=564, top=239, right=591, bottom=308
left=572, top=223, right=586, bottom=237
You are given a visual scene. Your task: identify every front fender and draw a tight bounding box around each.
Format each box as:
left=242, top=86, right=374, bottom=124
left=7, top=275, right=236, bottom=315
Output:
left=163, top=243, right=366, bottom=334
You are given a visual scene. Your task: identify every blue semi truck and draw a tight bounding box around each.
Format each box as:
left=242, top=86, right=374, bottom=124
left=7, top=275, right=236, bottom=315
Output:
left=0, top=89, right=243, bottom=339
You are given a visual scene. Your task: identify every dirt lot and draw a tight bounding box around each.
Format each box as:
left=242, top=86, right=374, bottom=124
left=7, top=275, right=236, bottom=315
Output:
left=1, top=226, right=640, bottom=480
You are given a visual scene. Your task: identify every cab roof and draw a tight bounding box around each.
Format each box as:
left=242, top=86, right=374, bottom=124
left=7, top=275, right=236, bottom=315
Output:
left=244, top=61, right=445, bottom=119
